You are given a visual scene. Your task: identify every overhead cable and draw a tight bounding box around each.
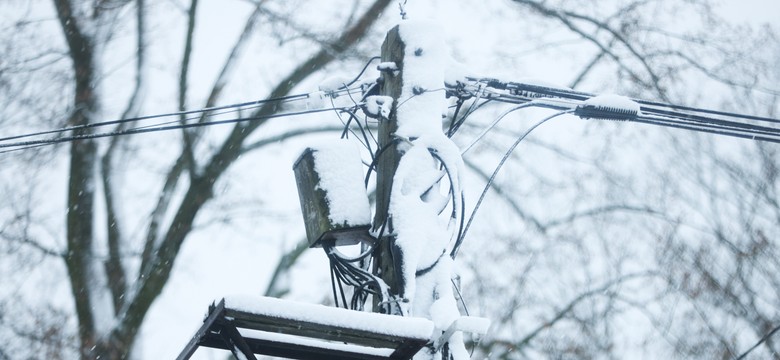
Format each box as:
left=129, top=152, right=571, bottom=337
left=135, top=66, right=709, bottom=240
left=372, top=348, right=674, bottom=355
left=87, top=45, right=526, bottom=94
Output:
left=0, top=107, right=348, bottom=153
left=0, top=86, right=363, bottom=147
left=460, top=77, right=780, bottom=143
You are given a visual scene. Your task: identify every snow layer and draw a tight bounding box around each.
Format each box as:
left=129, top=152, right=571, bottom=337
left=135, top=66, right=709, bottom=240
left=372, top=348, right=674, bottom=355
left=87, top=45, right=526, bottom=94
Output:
left=450, top=316, right=491, bottom=335
left=515, top=77, right=572, bottom=90
left=377, top=61, right=399, bottom=72
left=318, top=75, right=351, bottom=92
left=238, top=328, right=395, bottom=357
left=444, top=56, right=473, bottom=87
left=395, top=20, right=448, bottom=138
left=224, top=295, right=435, bottom=339
left=306, top=91, right=326, bottom=110
left=311, top=142, right=372, bottom=227
left=388, top=20, right=470, bottom=360
left=365, top=95, right=394, bottom=119
left=414, top=257, right=469, bottom=359
left=583, top=93, right=641, bottom=114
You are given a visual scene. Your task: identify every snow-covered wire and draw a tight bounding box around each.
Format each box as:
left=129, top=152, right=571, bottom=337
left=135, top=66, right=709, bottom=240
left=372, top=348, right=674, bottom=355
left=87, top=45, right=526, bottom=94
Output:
left=394, top=88, right=447, bottom=111
left=428, top=149, right=466, bottom=248
left=452, top=110, right=573, bottom=259
left=461, top=77, right=780, bottom=143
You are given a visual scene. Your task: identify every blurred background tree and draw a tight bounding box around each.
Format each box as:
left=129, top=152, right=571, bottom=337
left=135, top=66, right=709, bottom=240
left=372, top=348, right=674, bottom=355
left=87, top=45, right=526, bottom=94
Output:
left=0, top=0, right=777, bottom=359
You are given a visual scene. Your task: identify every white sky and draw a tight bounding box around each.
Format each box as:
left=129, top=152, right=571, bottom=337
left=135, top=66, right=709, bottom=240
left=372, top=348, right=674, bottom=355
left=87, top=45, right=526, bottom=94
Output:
left=1, top=0, right=778, bottom=359
left=719, top=0, right=780, bottom=23
left=146, top=1, right=780, bottom=358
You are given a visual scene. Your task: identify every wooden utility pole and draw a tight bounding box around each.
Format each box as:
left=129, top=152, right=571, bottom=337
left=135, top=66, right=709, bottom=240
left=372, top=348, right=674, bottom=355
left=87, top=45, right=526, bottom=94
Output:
left=370, top=24, right=480, bottom=359
left=373, top=25, right=405, bottom=315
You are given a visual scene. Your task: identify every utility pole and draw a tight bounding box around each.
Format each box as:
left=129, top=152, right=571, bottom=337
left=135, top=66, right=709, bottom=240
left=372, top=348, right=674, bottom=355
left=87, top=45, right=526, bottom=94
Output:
left=373, top=24, right=404, bottom=315
left=179, top=21, right=490, bottom=360
left=371, top=22, right=477, bottom=359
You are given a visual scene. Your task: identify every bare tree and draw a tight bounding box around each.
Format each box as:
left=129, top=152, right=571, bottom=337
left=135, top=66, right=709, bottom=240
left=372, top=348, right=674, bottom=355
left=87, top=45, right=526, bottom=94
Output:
left=1, top=0, right=778, bottom=359
left=448, top=0, right=780, bottom=359
left=1, top=0, right=392, bottom=358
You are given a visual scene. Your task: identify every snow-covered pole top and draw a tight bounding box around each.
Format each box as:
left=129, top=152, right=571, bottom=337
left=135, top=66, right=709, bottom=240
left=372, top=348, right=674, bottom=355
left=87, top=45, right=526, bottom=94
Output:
left=395, top=21, right=447, bottom=138
left=374, top=20, right=448, bottom=232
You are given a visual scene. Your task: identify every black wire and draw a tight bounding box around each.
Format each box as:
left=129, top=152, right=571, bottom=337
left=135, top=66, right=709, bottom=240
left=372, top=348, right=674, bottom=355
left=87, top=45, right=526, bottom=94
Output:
left=734, top=324, right=780, bottom=360
left=427, top=150, right=465, bottom=251
left=0, top=143, right=50, bottom=155
left=453, top=110, right=572, bottom=259
left=0, top=107, right=344, bottom=152
left=451, top=278, right=469, bottom=316
left=633, top=116, right=780, bottom=144
left=335, top=265, right=349, bottom=308
left=427, top=150, right=458, bottom=218
left=477, top=84, right=780, bottom=143
left=460, top=103, right=537, bottom=156
left=329, top=265, right=341, bottom=308
left=325, top=240, right=387, bottom=311
left=328, top=240, right=376, bottom=263
left=447, top=98, right=465, bottom=137
left=0, top=93, right=311, bottom=143
left=326, top=245, right=351, bottom=309
left=495, top=79, right=780, bottom=125
left=343, top=56, right=381, bottom=89
left=450, top=98, right=494, bottom=137
left=637, top=98, right=780, bottom=125
left=468, top=78, right=780, bottom=142
left=341, top=108, right=376, bottom=158
left=131, top=102, right=265, bottom=132
left=365, top=138, right=402, bottom=187
left=638, top=107, right=780, bottom=138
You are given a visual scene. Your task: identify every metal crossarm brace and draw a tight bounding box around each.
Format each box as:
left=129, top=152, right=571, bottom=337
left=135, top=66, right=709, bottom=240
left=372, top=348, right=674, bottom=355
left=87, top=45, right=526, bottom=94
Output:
left=176, top=297, right=435, bottom=360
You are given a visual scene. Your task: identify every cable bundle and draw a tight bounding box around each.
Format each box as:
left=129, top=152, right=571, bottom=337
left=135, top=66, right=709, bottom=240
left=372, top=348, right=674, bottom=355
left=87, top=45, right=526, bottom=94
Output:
left=323, top=241, right=389, bottom=312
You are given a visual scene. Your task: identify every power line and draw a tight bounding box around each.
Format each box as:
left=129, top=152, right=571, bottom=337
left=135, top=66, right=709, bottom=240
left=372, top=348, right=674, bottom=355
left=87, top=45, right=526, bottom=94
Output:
left=479, top=78, right=780, bottom=125
left=0, top=107, right=347, bottom=154
left=0, top=54, right=388, bottom=149
left=0, top=87, right=363, bottom=146
left=458, top=78, right=780, bottom=143
left=452, top=110, right=573, bottom=259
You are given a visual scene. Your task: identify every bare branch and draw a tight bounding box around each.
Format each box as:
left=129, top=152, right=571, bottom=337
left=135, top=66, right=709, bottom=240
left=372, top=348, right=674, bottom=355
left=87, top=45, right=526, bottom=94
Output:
left=501, top=272, right=658, bottom=352
left=240, top=126, right=344, bottom=154
left=140, top=156, right=185, bottom=274
left=53, top=0, right=101, bottom=356
left=178, top=0, right=199, bottom=176
left=542, top=204, right=662, bottom=229
left=511, top=0, right=668, bottom=99
left=569, top=38, right=615, bottom=89
left=99, top=0, right=145, bottom=317
left=463, top=158, right=547, bottom=233
left=0, top=230, right=64, bottom=258
left=113, top=0, right=393, bottom=349
left=100, top=155, right=127, bottom=314
left=264, top=238, right=309, bottom=298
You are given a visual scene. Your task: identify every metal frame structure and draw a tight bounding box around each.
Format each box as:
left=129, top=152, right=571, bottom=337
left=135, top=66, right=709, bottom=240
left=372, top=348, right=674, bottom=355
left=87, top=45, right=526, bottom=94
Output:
left=176, top=298, right=433, bottom=360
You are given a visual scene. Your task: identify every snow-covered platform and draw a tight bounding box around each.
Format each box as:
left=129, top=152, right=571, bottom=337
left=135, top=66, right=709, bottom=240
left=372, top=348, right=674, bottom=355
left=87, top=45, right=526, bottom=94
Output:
left=176, top=295, right=436, bottom=360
